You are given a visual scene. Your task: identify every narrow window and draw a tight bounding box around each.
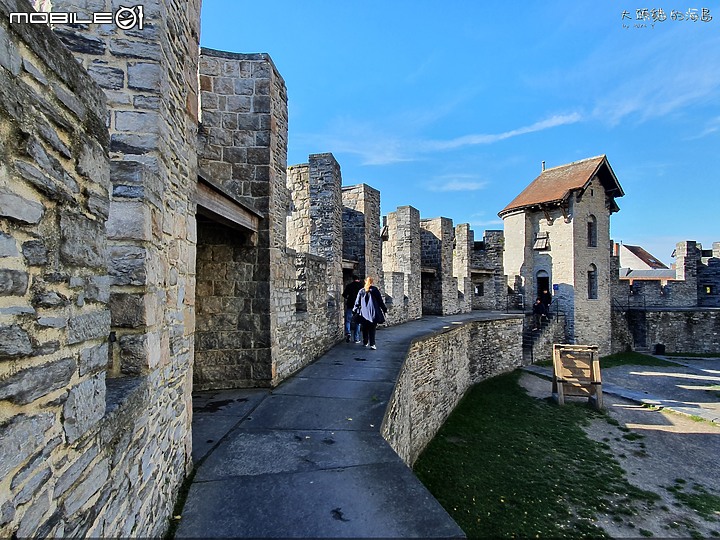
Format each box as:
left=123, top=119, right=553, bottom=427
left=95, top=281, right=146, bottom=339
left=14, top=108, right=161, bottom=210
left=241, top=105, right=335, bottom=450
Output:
left=474, top=282, right=484, bottom=296
left=587, top=215, right=597, bottom=247
left=588, top=264, right=598, bottom=299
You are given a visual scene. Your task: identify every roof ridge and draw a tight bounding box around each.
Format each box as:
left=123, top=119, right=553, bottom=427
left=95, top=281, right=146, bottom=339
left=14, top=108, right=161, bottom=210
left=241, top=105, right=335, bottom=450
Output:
left=542, top=154, right=605, bottom=173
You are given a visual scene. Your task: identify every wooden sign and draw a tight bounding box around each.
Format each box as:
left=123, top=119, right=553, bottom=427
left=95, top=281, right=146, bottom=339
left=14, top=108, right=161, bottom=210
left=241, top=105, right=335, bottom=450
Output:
left=551, top=344, right=603, bottom=409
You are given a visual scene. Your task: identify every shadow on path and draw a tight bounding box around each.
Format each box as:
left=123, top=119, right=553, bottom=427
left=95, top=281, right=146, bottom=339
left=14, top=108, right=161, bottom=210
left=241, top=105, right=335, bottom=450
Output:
left=176, top=312, right=515, bottom=538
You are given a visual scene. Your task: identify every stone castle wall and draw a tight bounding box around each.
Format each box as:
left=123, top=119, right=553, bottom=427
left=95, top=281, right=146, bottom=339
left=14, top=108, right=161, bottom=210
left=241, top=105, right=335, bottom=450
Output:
left=453, top=224, right=473, bottom=314
left=612, top=309, right=720, bottom=354
left=1, top=0, right=200, bottom=536
left=381, top=206, right=422, bottom=325
left=341, top=184, right=381, bottom=284
left=196, top=50, right=288, bottom=388
left=420, top=217, right=459, bottom=316
left=613, top=241, right=720, bottom=309
left=381, top=316, right=524, bottom=466
left=470, top=229, right=506, bottom=311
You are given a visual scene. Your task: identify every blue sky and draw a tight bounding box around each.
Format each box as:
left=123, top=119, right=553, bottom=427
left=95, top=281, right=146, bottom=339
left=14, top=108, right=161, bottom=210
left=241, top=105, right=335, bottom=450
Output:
left=200, top=1, right=719, bottom=265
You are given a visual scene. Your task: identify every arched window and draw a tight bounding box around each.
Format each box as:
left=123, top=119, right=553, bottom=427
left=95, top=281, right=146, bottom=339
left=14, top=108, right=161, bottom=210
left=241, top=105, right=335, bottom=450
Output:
left=587, top=264, right=598, bottom=299
left=587, top=215, right=597, bottom=247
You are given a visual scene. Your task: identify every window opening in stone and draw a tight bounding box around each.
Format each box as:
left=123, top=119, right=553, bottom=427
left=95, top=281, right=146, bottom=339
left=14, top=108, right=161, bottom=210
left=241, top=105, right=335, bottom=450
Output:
left=588, top=263, right=598, bottom=299
left=587, top=215, right=597, bottom=247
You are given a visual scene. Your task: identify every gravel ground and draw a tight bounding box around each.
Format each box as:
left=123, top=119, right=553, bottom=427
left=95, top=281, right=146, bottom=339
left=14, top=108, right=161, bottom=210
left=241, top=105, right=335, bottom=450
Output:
left=519, top=368, right=720, bottom=538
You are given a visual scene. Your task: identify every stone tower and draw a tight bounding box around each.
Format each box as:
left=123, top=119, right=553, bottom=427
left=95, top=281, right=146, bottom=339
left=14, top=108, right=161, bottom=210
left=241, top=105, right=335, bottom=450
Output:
left=499, top=155, right=624, bottom=355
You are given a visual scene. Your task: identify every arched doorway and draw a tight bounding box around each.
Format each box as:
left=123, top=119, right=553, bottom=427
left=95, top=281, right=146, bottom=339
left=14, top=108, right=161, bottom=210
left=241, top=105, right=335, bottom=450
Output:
left=536, top=269, right=550, bottom=300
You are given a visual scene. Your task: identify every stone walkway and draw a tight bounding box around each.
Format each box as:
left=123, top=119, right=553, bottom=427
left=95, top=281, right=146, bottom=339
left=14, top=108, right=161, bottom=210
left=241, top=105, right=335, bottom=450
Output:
left=175, top=311, right=513, bottom=538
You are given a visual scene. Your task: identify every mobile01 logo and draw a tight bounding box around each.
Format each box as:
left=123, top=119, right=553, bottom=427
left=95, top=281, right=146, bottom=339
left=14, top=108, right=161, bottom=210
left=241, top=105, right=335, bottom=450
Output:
left=10, top=5, right=144, bottom=30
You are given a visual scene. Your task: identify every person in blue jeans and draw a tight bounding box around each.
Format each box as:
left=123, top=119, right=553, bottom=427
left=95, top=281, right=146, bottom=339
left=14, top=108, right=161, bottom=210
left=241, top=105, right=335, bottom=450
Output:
left=353, top=276, right=388, bottom=350
left=342, top=275, right=363, bottom=342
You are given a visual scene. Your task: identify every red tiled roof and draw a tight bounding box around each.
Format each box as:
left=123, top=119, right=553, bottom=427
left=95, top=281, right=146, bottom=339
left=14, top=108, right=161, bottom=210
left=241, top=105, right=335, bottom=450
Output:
left=499, top=155, right=623, bottom=217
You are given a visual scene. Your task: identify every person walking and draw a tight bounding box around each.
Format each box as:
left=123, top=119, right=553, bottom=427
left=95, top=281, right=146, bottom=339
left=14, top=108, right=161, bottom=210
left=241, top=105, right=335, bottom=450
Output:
left=342, top=275, right=363, bottom=343
left=353, top=276, right=387, bottom=350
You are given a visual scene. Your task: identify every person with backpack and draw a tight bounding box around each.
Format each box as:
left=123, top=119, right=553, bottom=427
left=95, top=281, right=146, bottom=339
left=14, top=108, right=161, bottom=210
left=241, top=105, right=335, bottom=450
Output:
left=353, top=276, right=387, bottom=350
left=342, top=275, right=363, bottom=343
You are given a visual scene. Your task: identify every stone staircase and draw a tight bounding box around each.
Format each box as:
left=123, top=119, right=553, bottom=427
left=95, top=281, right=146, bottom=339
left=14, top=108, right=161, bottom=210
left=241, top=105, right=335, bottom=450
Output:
left=522, top=311, right=566, bottom=363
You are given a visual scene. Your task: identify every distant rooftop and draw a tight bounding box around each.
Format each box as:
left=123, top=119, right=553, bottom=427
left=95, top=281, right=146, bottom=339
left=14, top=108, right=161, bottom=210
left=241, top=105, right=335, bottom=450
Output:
left=622, top=244, right=669, bottom=269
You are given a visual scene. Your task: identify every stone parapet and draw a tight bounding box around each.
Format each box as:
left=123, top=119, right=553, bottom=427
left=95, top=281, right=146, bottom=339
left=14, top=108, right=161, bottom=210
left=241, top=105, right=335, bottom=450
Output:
left=381, top=315, right=524, bottom=466
left=382, top=206, right=421, bottom=323
left=612, top=308, right=720, bottom=354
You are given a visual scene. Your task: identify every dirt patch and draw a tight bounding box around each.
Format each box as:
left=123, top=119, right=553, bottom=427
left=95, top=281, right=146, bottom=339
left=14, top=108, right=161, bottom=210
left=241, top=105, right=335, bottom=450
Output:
left=519, top=371, right=720, bottom=538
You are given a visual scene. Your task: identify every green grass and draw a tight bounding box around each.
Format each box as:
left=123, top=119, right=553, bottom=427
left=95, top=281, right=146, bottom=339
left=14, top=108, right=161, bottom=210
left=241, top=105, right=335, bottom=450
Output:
left=413, top=370, right=659, bottom=538
left=666, top=481, right=720, bottom=521
left=599, top=352, right=676, bottom=369
left=536, top=351, right=676, bottom=370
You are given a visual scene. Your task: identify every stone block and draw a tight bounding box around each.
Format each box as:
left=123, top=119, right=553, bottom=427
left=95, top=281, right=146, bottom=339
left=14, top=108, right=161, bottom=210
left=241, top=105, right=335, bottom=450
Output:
left=115, top=110, right=160, bottom=133
left=0, top=24, right=22, bottom=76
left=109, top=38, right=162, bottom=60
left=110, top=132, right=160, bottom=155
left=109, top=292, right=146, bottom=328
left=0, top=357, right=75, bottom=405
left=59, top=212, right=106, bottom=268
left=79, top=343, right=108, bottom=376
left=0, top=413, right=54, bottom=480
left=53, top=27, right=106, bottom=55
left=76, top=135, right=110, bottom=188
left=0, top=232, right=18, bottom=258
left=87, top=63, right=125, bottom=90
left=62, top=458, right=109, bottom=516
left=0, top=269, right=29, bottom=296
left=21, top=239, right=48, bottom=265
left=108, top=246, right=147, bottom=286
left=119, top=333, right=146, bottom=375
left=54, top=446, right=100, bottom=498
left=14, top=465, right=51, bottom=506
left=106, top=200, right=152, bottom=240
left=67, top=310, right=111, bottom=345
left=62, top=374, right=106, bottom=443
left=0, top=324, right=33, bottom=358
left=127, top=62, right=161, bottom=92
left=0, top=187, right=44, bottom=224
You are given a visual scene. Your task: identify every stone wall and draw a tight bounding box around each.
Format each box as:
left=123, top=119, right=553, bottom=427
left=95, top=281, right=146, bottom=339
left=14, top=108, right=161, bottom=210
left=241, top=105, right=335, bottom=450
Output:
left=286, top=153, right=344, bottom=346
left=341, top=184, right=381, bottom=284
left=571, top=177, right=612, bottom=356
left=452, top=224, right=473, bottom=314
left=194, top=220, right=268, bottom=389
left=381, top=315, right=524, bottom=466
left=196, top=49, right=289, bottom=388
left=381, top=206, right=422, bottom=325
left=612, top=308, right=720, bottom=354
left=613, top=241, right=720, bottom=309
left=470, top=229, right=506, bottom=310
left=420, top=217, right=458, bottom=315
left=1, top=0, right=199, bottom=535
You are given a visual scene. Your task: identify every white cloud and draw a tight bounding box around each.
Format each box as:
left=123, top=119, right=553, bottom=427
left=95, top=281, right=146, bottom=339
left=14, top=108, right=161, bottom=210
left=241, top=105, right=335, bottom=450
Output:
left=419, top=113, right=583, bottom=151
left=295, top=112, right=584, bottom=166
left=426, top=174, right=488, bottom=192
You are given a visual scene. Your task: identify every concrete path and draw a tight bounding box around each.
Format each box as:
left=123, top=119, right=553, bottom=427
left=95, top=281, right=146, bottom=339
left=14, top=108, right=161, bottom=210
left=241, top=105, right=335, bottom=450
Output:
left=523, top=356, right=720, bottom=423
left=176, top=311, right=518, bottom=538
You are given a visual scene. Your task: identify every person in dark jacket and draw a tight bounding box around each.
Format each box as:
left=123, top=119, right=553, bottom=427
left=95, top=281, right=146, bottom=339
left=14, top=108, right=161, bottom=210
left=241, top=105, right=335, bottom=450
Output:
left=342, top=275, right=363, bottom=342
left=532, top=297, right=547, bottom=330
left=353, top=276, right=387, bottom=350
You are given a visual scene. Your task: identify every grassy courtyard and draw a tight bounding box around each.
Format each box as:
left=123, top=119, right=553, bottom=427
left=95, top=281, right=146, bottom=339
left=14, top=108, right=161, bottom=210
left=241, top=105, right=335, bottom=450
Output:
left=413, top=370, right=660, bottom=538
